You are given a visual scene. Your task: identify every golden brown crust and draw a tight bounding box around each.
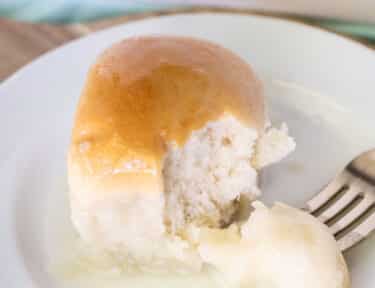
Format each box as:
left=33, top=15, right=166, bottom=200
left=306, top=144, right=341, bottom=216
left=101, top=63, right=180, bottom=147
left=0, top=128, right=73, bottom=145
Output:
left=70, top=36, right=265, bottom=177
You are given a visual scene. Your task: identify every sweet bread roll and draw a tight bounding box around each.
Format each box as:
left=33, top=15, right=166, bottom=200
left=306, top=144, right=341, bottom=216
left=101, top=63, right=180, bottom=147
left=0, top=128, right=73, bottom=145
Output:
left=199, top=202, right=350, bottom=288
left=68, top=36, right=295, bottom=268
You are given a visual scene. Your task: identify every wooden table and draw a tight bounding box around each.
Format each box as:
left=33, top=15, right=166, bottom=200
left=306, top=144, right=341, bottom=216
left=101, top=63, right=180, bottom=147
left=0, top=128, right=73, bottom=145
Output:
left=0, top=7, right=374, bottom=81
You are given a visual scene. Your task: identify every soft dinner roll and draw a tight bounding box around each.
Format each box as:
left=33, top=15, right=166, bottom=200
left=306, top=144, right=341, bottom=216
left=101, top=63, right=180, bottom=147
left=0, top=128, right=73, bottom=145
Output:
left=198, top=202, right=350, bottom=288
left=68, top=36, right=296, bottom=269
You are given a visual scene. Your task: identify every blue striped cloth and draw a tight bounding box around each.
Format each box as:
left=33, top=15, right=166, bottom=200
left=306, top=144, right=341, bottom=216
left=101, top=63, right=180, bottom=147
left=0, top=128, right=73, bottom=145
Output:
left=1, top=0, right=374, bottom=41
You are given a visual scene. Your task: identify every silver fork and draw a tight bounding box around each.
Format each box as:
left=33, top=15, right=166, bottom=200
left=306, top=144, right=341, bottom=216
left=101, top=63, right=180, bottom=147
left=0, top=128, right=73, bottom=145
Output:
left=304, top=149, right=375, bottom=251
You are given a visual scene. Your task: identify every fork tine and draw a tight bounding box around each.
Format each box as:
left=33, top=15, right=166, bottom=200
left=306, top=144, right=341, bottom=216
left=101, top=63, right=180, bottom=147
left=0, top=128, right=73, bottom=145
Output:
left=316, top=183, right=362, bottom=222
left=338, top=211, right=375, bottom=251
left=329, top=194, right=373, bottom=235
left=305, top=171, right=352, bottom=213
left=306, top=149, right=375, bottom=251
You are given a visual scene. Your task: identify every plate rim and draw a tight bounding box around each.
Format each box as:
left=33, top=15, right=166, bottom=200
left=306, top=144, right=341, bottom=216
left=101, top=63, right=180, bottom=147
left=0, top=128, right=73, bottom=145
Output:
left=1, top=12, right=374, bottom=87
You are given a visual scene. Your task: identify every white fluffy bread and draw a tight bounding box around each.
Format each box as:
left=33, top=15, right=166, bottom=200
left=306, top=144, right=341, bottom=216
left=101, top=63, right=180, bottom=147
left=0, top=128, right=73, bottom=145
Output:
left=67, top=35, right=348, bottom=288
left=198, top=202, right=350, bottom=288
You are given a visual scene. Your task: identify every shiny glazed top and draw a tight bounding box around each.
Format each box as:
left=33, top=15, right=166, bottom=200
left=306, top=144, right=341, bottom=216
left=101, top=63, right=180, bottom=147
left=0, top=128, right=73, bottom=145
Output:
left=70, top=36, right=265, bottom=176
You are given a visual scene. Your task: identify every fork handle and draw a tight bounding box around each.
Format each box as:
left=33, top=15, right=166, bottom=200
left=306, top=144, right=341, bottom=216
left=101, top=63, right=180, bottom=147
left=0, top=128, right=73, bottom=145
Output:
left=348, top=149, right=375, bottom=184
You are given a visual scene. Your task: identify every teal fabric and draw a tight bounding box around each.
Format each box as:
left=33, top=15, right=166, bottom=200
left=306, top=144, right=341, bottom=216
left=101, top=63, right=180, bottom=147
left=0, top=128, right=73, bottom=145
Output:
left=1, top=1, right=374, bottom=41
left=308, top=18, right=375, bottom=42
left=0, top=1, right=177, bottom=23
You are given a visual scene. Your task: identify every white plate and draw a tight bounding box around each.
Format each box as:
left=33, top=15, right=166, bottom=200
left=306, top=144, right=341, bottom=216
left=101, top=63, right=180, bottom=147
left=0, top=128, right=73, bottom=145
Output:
left=0, top=13, right=375, bottom=288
